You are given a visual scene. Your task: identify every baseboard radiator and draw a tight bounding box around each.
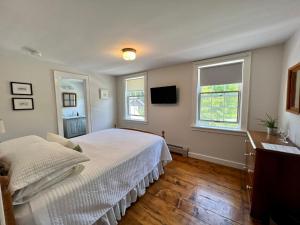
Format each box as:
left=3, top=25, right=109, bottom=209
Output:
left=167, top=144, right=189, bottom=157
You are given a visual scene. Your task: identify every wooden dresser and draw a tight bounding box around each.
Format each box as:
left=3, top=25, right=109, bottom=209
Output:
left=245, top=131, right=300, bottom=223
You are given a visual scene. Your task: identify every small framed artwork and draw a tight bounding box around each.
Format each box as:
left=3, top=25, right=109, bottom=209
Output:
left=12, top=98, right=34, bottom=110
left=62, top=92, right=77, bottom=107
left=10, top=82, right=33, bottom=95
left=100, top=89, right=109, bottom=99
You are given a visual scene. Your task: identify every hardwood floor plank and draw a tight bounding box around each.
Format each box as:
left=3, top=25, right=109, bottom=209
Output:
left=117, top=213, right=144, bottom=225
left=161, top=172, right=195, bottom=190
left=164, top=169, right=242, bottom=206
left=141, top=194, right=206, bottom=225
left=171, top=154, right=242, bottom=179
left=147, top=178, right=242, bottom=223
left=166, top=161, right=242, bottom=191
left=118, top=154, right=261, bottom=225
left=178, top=198, right=240, bottom=225
left=121, top=194, right=206, bottom=225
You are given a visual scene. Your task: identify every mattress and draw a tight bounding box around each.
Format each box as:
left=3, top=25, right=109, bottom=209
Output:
left=14, top=128, right=172, bottom=225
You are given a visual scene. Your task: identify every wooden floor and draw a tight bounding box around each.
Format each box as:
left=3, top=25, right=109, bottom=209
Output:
left=119, top=154, right=261, bottom=225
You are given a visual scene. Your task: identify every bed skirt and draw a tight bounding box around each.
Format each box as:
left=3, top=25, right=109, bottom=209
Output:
left=93, top=163, right=164, bottom=225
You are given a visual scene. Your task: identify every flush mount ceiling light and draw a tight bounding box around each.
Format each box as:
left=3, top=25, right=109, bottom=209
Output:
left=22, top=46, right=42, bottom=57
left=122, top=48, right=136, bottom=61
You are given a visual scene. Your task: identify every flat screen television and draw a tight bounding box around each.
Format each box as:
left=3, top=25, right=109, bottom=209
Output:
left=150, top=85, right=177, bottom=104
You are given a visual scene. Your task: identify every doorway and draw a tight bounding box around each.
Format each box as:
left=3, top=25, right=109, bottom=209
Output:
left=54, top=71, right=91, bottom=138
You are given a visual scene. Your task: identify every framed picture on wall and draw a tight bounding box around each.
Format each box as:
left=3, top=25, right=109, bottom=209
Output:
left=12, top=98, right=34, bottom=110
left=99, top=89, right=109, bottom=99
left=10, top=82, right=33, bottom=95
left=62, top=92, right=77, bottom=107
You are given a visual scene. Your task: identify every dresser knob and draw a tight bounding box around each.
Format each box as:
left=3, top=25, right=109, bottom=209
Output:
left=246, top=185, right=253, bottom=190
left=244, top=152, right=255, bottom=156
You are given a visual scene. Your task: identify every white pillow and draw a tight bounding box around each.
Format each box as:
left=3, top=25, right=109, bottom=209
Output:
left=0, top=140, right=89, bottom=200
left=13, top=164, right=84, bottom=205
left=0, top=135, right=46, bottom=156
left=47, top=132, right=76, bottom=149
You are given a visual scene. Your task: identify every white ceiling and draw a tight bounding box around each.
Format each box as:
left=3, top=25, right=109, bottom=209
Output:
left=1, top=0, right=300, bottom=76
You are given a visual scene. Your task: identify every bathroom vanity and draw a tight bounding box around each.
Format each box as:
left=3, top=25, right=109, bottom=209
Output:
left=63, top=116, right=86, bottom=138
left=245, top=131, right=300, bottom=223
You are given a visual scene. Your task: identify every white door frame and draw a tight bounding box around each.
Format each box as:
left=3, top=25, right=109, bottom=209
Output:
left=54, top=70, right=92, bottom=136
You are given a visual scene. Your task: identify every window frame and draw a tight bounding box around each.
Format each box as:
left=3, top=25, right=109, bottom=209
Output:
left=122, top=73, right=148, bottom=122
left=192, top=52, right=251, bottom=132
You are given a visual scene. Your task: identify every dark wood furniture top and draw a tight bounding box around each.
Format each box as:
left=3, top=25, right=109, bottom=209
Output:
left=246, top=131, right=300, bottom=224
left=247, top=130, right=299, bottom=155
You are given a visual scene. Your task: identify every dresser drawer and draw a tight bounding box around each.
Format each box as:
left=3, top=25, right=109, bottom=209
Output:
left=245, top=140, right=256, bottom=170
left=244, top=138, right=256, bottom=203
left=246, top=169, right=254, bottom=203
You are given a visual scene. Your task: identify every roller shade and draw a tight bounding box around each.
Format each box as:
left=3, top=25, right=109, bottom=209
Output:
left=200, top=62, right=243, bottom=86
left=126, top=77, right=144, bottom=91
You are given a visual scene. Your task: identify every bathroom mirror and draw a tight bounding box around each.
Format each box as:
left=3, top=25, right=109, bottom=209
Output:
left=287, top=62, right=300, bottom=114
left=62, top=92, right=77, bottom=107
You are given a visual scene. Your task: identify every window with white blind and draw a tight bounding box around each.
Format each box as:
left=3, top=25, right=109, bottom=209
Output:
left=124, top=74, right=147, bottom=121
left=193, top=53, right=251, bottom=131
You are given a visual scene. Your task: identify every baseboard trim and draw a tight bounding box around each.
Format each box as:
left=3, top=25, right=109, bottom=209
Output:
left=188, top=152, right=245, bottom=170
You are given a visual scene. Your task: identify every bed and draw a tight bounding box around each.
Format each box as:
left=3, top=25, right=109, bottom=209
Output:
left=4, top=128, right=172, bottom=225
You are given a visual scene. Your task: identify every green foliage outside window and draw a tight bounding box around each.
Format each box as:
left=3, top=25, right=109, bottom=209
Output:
left=199, top=83, right=241, bottom=129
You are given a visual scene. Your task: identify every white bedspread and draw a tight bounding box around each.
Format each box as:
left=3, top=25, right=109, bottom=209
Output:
left=16, top=129, right=171, bottom=225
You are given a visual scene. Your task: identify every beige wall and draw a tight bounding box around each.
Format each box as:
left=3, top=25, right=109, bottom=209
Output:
left=248, top=45, right=283, bottom=131
left=278, top=29, right=300, bottom=146
left=0, top=43, right=286, bottom=168
left=0, top=49, right=117, bottom=141
left=117, top=44, right=283, bottom=168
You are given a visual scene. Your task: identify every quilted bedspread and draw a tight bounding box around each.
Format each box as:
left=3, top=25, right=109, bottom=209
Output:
left=20, top=129, right=171, bottom=225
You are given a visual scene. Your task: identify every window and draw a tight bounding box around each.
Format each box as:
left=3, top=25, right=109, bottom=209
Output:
left=62, top=92, right=77, bottom=107
left=124, top=75, right=147, bottom=121
left=199, top=83, right=241, bottom=129
left=193, top=53, right=251, bottom=131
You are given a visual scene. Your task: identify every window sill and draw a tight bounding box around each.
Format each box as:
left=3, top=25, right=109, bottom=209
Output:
left=191, top=124, right=246, bottom=136
left=123, top=119, right=148, bottom=125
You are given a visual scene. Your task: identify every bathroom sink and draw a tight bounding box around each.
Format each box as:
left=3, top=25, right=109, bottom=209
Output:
left=262, top=143, right=300, bottom=155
